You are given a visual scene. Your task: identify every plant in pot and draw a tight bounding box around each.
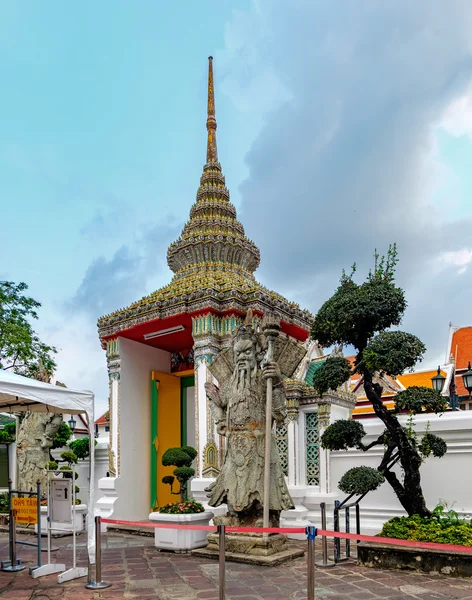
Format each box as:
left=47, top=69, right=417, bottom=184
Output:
left=149, top=445, right=214, bottom=552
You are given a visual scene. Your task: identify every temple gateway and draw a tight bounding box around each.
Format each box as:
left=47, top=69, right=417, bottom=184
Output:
left=96, top=58, right=356, bottom=528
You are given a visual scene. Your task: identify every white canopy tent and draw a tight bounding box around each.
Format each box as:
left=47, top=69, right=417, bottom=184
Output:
left=0, top=369, right=96, bottom=563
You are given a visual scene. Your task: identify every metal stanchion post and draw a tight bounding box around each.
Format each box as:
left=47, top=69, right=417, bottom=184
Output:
left=85, top=516, right=111, bottom=590
left=36, top=481, right=41, bottom=569
left=345, top=507, right=350, bottom=559
left=218, top=525, right=226, bottom=600
left=306, top=526, right=316, bottom=600
left=315, top=502, right=334, bottom=567
left=333, top=500, right=340, bottom=563
left=1, top=480, right=25, bottom=572
left=356, top=504, right=361, bottom=543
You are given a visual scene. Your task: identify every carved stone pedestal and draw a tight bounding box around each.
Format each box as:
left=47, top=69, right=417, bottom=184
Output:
left=193, top=532, right=305, bottom=566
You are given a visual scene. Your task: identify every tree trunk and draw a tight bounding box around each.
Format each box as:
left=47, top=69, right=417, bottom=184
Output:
left=363, top=373, right=431, bottom=518
left=16, top=412, right=63, bottom=496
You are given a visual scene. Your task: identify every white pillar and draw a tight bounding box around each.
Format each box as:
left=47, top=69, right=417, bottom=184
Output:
left=195, top=359, right=208, bottom=478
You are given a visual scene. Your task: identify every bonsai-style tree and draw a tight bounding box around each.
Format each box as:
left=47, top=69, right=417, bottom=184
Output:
left=311, top=245, right=448, bottom=518
left=161, top=446, right=197, bottom=503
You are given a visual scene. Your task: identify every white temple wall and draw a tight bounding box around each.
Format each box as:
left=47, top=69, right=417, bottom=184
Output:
left=330, top=411, right=472, bottom=535
left=111, top=337, right=170, bottom=522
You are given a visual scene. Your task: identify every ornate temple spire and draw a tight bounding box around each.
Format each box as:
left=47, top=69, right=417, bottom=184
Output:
left=166, top=57, right=260, bottom=278
left=206, top=56, right=218, bottom=164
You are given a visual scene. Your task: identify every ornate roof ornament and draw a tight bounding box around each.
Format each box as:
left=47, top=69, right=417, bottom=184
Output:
left=166, top=57, right=260, bottom=279
left=98, top=58, right=314, bottom=342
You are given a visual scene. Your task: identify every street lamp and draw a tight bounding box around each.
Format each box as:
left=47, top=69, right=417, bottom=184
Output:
left=431, top=367, right=446, bottom=393
left=68, top=416, right=77, bottom=431
left=431, top=366, right=459, bottom=410
left=462, top=362, right=472, bottom=398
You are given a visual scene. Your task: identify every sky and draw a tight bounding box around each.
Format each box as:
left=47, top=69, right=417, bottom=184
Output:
left=1, top=1, right=472, bottom=417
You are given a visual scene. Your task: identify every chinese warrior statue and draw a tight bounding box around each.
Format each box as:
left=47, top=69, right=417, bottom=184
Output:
left=204, top=312, right=306, bottom=528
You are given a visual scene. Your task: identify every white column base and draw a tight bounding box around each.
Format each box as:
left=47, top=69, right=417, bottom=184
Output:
left=95, top=477, right=120, bottom=531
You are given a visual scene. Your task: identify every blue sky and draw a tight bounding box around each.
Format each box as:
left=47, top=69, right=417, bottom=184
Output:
left=1, top=2, right=472, bottom=415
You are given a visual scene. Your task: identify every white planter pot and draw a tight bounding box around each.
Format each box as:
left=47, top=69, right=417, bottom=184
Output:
left=149, top=510, right=214, bottom=553
left=35, top=504, right=87, bottom=536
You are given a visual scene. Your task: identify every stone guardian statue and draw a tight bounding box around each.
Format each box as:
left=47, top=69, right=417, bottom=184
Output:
left=205, top=312, right=304, bottom=528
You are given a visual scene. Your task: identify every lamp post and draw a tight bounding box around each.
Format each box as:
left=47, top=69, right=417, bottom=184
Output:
left=431, top=364, right=472, bottom=410
left=68, top=416, right=77, bottom=441
left=431, top=366, right=459, bottom=410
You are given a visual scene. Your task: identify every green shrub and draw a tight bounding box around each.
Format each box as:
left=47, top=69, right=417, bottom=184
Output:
left=321, top=420, right=365, bottom=451
left=161, top=445, right=196, bottom=503
left=0, top=493, right=9, bottom=512
left=338, top=466, right=385, bottom=496
left=68, top=437, right=96, bottom=461
left=380, top=510, right=472, bottom=546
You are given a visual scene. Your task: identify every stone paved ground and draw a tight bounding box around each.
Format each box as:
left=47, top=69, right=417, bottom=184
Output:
left=1, top=531, right=472, bottom=599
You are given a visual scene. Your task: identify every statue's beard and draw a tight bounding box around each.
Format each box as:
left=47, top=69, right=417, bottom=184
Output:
left=233, top=363, right=257, bottom=391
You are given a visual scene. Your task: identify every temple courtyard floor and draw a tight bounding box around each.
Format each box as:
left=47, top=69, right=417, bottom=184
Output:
left=1, top=530, right=472, bottom=599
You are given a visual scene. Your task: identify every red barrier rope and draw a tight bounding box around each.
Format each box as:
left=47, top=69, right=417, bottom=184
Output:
left=316, top=529, right=472, bottom=554
left=100, top=517, right=472, bottom=554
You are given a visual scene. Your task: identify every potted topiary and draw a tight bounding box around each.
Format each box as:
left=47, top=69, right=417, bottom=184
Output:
left=149, top=445, right=213, bottom=552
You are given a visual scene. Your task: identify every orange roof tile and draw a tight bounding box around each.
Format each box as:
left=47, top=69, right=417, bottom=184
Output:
left=450, top=326, right=472, bottom=370
left=456, top=374, right=472, bottom=397
left=397, top=369, right=446, bottom=389
left=95, top=412, right=109, bottom=425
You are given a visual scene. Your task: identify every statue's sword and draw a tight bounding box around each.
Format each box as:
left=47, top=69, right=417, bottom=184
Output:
left=262, top=316, right=281, bottom=532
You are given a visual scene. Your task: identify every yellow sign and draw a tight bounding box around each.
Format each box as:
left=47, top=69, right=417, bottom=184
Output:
left=12, top=497, right=38, bottom=525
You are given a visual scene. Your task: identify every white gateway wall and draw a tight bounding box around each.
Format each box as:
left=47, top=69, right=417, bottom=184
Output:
left=330, top=411, right=472, bottom=534
left=112, top=337, right=170, bottom=522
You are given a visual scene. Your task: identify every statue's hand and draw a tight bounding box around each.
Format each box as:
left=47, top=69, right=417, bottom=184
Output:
left=262, top=360, right=282, bottom=384
left=205, top=382, right=222, bottom=407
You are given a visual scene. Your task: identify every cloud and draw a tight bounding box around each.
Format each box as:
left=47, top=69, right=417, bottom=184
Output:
left=67, top=219, right=181, bottom=320
left=439, top=248, right=472, bottom=275
left=221, top=0, right=472, bottom=364
left=440, top=85, right=472, bottom=138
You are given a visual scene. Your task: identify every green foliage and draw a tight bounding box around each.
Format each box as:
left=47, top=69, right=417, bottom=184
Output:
left=157, top=499, right=205, bottom=514
left=394, top=386, right=450, bottom=415
left=0, top=493, right=9, bottom=512
left=0, top=281, right=57, bottom=377
left=161, top=445, right=197, bottom=502
left=362, top=332, right=426, bottom=377
left=60, top=450, right=78, bottom=465
left=338, top=466, right=385, bottom=496
left=4, top=422, right=16, bottom=438
left=162, top=475, right=175, bottom=486
left=68, top=437, right=95, bottom=460
left=52, top=422, right=73, bottom=449
left=311, top=245, right=405, bottom=351
left=0, top=423, right=16, bottom=444
left=380, top=511, right=472, bottom=546
left=181, top=446, right=198, bottom=461
left=162, top=447, right=195, bottom=468
left=174, top=466, right=195, bottom=480
left=311, top=356, right=352, bottom=396
left=59, top=466, right=79, bottom=479
left=48, top=461, right=58, bottom=470
left=321, top=420, right=365, bottom=451
left=419, top=433, right=448, bottom=458
left=431, top=504, right=461, bottom=526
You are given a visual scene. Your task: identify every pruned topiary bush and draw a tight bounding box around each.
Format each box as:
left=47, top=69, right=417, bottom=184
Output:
left=161, top=445, right=197, bottom=504
left=338, top=466, right=385, bottom=496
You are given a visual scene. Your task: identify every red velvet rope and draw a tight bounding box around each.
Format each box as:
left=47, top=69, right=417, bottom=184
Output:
left=99, top=518, right=472, bottom=553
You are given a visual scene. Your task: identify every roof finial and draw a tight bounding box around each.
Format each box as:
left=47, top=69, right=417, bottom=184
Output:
left=206, top=56, right=218, bottom=164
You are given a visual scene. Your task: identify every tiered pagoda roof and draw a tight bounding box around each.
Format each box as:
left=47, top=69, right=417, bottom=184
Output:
left=98, top=58, right=314, bottom=347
